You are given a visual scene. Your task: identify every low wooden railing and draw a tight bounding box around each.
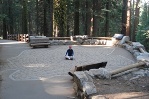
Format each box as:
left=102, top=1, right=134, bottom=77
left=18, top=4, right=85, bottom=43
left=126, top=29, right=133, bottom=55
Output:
left=48, top=36, right=112, bottom=40
left=7, top=34, right=112, bottom=42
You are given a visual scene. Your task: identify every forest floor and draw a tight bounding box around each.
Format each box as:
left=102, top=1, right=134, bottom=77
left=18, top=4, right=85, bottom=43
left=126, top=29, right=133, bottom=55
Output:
left=93, top=73, right=149, bottom=99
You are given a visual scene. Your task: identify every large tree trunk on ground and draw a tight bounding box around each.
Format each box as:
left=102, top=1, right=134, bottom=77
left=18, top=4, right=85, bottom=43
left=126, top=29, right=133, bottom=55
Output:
left=68, top=62, right=107, bottom=77
left=111, top=62, right=145, bottom=76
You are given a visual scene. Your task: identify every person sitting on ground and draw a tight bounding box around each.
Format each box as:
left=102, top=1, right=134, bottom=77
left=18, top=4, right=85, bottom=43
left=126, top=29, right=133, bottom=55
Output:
left=65, top=45, right=74, bottom=60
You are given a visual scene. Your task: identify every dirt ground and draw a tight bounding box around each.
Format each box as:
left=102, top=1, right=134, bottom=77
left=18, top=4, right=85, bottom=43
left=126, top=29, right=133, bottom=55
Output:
left=94, top=73, right=149, bottom=99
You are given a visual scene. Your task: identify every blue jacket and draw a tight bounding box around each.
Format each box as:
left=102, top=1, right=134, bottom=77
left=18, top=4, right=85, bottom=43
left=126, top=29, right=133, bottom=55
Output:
left=66, top=49, right=74, bottom=56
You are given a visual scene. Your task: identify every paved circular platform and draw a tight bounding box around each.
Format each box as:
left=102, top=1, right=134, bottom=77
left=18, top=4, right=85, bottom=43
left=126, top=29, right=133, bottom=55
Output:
left=1, top=44, right=135, bottom=81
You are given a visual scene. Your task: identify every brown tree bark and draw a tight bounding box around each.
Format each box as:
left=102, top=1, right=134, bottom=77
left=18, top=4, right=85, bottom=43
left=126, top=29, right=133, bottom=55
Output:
left=3, top=18, right=7, bottom=39
left=132, top=0, right=140, bottom=41
left=105, top=0, right=110, bottom=37
left=43, top=0, right=48, bottom=36
left=22, top=0, right=28, bottom=34
left=36, top=0, right=39, bottom=35
left=74, top=0, right=79, bottom=35
left=130, top=0, right=135, bottom=40
left=126, top=0, right=131, bottom=36
left=2, top=0, right=13, bottom=39
left=80, top=0, right=86, bottom=35
left=66, top=1, right=70, bottom=37
left=85, top=0, right=92, bottom=36
left=2, top=0, right=8, bottom=39
left=121, top=0, right=128, bottom=35
left=37, top=0, right=44, bottom=36
left=8, top=0, right=14, bottom=34
left=46, top=0, right=53, bottom=37
left=93, top=0, right=101, bottom=37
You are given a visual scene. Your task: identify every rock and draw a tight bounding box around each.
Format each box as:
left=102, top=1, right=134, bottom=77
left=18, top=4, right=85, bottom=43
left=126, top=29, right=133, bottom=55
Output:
left=82, top=40, right=90, bottom=45
left=140, top=53, right=149, bottom=57
left=123, top=44, right=133, bottom=53
left=137, top=56, right=149, bottom=66
left=119, top=36, right=130, bottom=45
left=91, top=95, right=107, bottom=99
left=64, top=40, right=73, bottom=45
left=129, top=75, right=142, bottom=81
left=132, top=42, right=145, bottom=49
left=73, top=71, right=97, bottom=96
left=133, top=51, right=140, bottom=58
left=89, top=68, right=111, bottom=79
left=58, top=40, right=65, bottom=45
left=83, top=82, right=97, bottom=95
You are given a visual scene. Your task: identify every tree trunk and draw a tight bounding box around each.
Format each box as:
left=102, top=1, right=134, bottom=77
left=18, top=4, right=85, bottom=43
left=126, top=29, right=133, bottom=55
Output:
left=93, top=0, right=101, bottom=37
left=28, top=11, right=32, bottom=35
left=47, top=0, right=53, bottom=37
left=126, top=0, right=131, bottom=36
left=2, top=0, right=7, bottom=39
left=66, top=1, right=70, bottom=37
left=85, top=0, right=92, bottom=36
left=3, top=18, right=7, bottom=39
left=148, top=5, right=149, bottom=20
left=8, top=0, right=14, bottom=34
left=43, top=0, right=48, bottom=36
left=74, top=0, right=79, bottom=35
left=22, top=0, right=28, bottom=34
left=105, top=1, right=110, bottom=37
left=132, top=0, right=140, bottom=41
left=59, top=1, right=67, bottom=37
left=37, top=0, right=44, bottom=36
left=121, top=0, right=128, bottom=35
left=36, top=0, right=39, bottom=35
left=80, top=0, right=86, bottom=35
left=130, top=0, right=134, bottom=40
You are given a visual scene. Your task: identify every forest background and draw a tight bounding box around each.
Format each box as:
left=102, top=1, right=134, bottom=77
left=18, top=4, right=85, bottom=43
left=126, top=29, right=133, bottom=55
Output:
left=0, top=0, right=149, bottom=51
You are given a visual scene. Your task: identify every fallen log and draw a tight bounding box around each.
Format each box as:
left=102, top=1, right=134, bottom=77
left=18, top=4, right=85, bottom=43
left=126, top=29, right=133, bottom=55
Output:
left=68, top=62, right=107, bottom=77
left=111, top=61, right=145, bottom=76
left=76, top=62, right=107, bottom=71
left=95, top=61, right=146, bottom=79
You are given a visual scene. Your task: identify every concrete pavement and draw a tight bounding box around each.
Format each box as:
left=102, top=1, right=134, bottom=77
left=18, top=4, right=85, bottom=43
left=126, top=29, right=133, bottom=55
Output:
left=0, top=40, right=136, bottom=99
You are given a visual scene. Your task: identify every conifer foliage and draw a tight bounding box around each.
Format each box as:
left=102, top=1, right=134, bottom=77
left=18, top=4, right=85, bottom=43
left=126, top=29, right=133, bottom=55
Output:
left=136, top=2, right=149, bottom=51
left=0, top=0, right=148, bottom=49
